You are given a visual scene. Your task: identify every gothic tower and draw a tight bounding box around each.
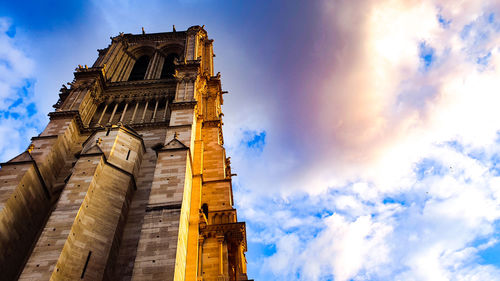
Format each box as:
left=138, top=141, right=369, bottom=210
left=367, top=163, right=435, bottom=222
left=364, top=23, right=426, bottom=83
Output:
left=0, top=26, right=251, bottom=281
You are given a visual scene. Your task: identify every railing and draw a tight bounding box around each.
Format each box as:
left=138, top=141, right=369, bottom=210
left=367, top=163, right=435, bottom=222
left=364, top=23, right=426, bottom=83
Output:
left=89, top=97, right=171, bottom=128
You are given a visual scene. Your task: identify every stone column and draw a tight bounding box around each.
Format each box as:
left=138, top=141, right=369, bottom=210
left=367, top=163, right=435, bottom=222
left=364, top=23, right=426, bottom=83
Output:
left=97, top=103, right=109, bottom=125
left=145, top=52, right=161, bottom=79
left=108, top=103, right=119, bottom=124
left=240, top=245, right=247, bottom=275
left=151, top=99, right=159, bottom=122
left=119, top=102, right=129, bottom=123
left=130, top=101, right=139, bottom=124
left=163, top=99, right=169, bottom=121
left=217, top=236, right=224, bottom=276
left=140, top=100, right=149, bottom=123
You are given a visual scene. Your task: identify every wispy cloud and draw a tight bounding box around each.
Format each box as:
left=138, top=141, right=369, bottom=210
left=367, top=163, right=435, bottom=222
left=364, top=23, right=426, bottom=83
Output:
left=230, top=1, right=500, bottom=280
left=0, top=18, right=41, bottom=160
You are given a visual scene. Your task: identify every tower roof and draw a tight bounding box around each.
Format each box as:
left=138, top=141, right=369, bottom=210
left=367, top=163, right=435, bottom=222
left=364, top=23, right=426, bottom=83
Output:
left=111, top=25, right=207, bottom=43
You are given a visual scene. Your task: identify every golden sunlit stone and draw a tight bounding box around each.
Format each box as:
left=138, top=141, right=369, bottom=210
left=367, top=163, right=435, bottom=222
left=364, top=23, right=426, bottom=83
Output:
left=0, top=26, right=251, bottom=281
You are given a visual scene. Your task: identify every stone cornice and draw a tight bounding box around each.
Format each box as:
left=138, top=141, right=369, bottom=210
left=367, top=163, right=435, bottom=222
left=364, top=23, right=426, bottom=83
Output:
left=31, top=135, right=58, bottom=141
left=120, top=31, right=187, bottom=44
left=49, top=110, right=85, bottom=132
left=202, top=178, right=231, bottom=184
left=157, top=146, right=189, bottom=152
left=74, top=66, right=107, bottom=82
left=170, top=101, right=197, bottom=110
left=176, top=59, right=201, bottom=71
left=145, top=203, right=183, bottom=212
left=107, top=78, right=177, bottom=88
left=103, top=93, right=174, bottom=103
left=103, top=80, right=176, bottom=101
left=125, top=121, right=171, bottom=130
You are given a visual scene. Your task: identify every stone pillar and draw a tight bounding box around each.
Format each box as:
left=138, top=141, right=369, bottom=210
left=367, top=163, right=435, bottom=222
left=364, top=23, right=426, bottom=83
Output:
left=218, top=236, right=224, bottom=276
left=140, top=100, right=149, bottom=123
left=119, top=102, right=129, bottom=123
left=185, top=120, right=204, bottom=280
left=108, top=103, right=119, bottom=124
left=151, top=99, right=159, bottom=122
left=130, top=101, right=139, bottom=124
left=46, top=127, right=144, bottom=280
left=163, top=99, right=169, bottom=121
left=97, top=103, right=108, bottom=125
left=145, top=52, right=161, bottom=80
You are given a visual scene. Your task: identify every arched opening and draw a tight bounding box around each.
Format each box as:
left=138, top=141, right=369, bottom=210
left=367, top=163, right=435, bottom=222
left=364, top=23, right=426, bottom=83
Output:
left=128, top=55, right=150, bottom=81
left=215, top=214, right=222, bottom=224
left=201, top=203, right=209, bottom=220
left=160, top=53, right=179, bottom=79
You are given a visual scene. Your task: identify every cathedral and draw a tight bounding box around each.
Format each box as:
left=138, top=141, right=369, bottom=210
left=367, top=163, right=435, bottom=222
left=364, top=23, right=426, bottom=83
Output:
left=0, top=26, right=251, bottom=281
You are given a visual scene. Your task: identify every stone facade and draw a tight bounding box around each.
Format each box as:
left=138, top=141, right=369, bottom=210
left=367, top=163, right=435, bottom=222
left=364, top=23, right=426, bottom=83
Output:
left=0, top=26, right=251, bottom=281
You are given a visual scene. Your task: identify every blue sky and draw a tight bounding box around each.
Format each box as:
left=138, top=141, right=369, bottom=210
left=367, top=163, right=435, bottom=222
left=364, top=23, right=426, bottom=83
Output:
left=3, top=1, right=500, bottom=280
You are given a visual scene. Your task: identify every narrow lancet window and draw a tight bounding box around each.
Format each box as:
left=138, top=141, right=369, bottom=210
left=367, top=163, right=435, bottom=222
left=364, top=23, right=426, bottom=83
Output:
left=201, top=203, right=209, bottom=220
left=128, top=55, right=150, bottom=81
left=160, top=53, right=179, bottom=79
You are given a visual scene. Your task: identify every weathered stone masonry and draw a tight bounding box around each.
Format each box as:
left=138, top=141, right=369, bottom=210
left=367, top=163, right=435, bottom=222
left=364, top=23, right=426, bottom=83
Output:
left=0, top=26, right=251, bottom=281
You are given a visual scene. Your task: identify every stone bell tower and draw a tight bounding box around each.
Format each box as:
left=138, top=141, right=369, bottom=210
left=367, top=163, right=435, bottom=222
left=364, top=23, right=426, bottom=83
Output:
left=0, top=26, right=251, bottom=281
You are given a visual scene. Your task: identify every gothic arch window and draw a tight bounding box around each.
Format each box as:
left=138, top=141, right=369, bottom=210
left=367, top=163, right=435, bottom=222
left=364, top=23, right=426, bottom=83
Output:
left=128, top=55, right=150, bottom=81
left=160, top=53, right=179, bottom=79
left=201, top=203, right=209, bottom=219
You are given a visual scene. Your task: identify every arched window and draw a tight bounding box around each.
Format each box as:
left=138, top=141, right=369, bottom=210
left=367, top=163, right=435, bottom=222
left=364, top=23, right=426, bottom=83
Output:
left=160, top=53, right=179, bottom=79
left=128, top=55, right=150, bottom=81
left=201, top=203, right=209, bottom=220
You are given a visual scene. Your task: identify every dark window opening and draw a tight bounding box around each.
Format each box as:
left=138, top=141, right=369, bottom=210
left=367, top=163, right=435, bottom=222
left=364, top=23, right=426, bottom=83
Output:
left=81, top=251, right=92, bottom=279
left=129, top=55, right=150, bottom=81
left=160, top=53, right=179, bottom=79
left=126, top=150, right=131, bottom=160
left=201, top=203, right=209, bottom=220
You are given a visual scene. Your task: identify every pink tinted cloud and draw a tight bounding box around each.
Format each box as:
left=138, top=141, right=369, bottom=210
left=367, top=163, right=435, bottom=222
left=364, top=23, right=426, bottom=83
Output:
left=267, top=0, right=500, bottom=185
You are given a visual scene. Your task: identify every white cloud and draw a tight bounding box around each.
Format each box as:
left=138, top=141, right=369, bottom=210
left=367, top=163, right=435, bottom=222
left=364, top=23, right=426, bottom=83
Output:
left=233, top=1, right=500, bottom=280
left=0, top=18, right=41, bottom=161
left=244, top=136, right=500, bottom=279
left=0, top=18, right=34, bottom=107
